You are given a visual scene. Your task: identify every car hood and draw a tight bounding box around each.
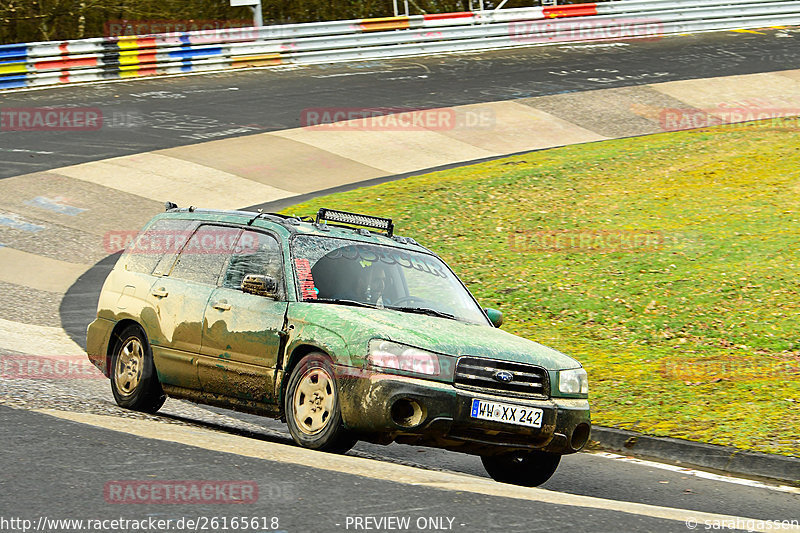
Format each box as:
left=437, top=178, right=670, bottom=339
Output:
left=291, top=303, right=581, bottom=370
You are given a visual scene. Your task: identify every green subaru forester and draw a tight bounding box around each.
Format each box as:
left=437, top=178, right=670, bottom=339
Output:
left=87, top=206, right=590, bottom=486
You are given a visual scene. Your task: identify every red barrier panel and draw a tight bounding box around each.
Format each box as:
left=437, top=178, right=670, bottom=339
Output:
left=34, top=56, right=99, bottom=71
left=543, top=3, right=599, bottom=18
left=423, top=12, right=474, bottom=21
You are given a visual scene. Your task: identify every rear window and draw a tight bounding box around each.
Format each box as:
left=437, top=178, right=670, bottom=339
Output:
left=119, top=218, right=197, bottom=274
left=166, top=225, right=241, bottom=285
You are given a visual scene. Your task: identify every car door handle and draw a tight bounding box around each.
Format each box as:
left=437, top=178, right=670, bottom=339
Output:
left=211, top=301, right=231, bottom=311
left=151, top=288, right=168, bottom=298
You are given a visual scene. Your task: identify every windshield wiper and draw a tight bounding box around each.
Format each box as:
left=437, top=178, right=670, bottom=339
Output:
left=312, top=298, right=379, bottom=309
left=312, top=299, right=456, bottom=319
left=386, top=306, right=456, bottom=320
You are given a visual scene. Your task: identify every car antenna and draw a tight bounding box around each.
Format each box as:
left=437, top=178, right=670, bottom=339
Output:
left=247, top=209, right=264, bottom=226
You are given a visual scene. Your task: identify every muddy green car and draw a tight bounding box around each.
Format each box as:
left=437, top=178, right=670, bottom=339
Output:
left=87, top=206, right=590, bottom=486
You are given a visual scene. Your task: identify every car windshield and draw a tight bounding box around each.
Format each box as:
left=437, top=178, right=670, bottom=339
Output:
left=290, top=235, right=490, bottom=325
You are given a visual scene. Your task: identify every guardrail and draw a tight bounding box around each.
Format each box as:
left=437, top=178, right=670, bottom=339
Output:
left=2, top=0, right=800, bottom=90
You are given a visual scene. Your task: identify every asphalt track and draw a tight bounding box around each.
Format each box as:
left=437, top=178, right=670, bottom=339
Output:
left=2, top=28, right=800, bottom=179
left=0, top=406, right=716, bottom=533
left=1, top=27, right=800, bottom=533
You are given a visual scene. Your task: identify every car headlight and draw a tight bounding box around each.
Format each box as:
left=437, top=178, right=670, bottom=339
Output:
left=559, top=367, right=589, bottom=395
left=367, top=340, right=440, bottom=376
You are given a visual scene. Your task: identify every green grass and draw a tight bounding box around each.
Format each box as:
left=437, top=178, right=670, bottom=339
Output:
left=281, top=119, right=800, bottom=457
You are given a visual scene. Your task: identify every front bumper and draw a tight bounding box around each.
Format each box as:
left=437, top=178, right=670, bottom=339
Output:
left=337, top=366, right=590, bottom=456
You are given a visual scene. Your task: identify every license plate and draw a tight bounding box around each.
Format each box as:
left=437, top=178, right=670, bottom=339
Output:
left=470, top=398, right=543, bottom=428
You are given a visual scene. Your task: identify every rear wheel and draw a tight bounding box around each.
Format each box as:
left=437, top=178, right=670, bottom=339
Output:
left=284, top=353, right=356, bottom=453
left=110, top=325, right=165, bottom=413
left=481, top=450, right=561, bottom=487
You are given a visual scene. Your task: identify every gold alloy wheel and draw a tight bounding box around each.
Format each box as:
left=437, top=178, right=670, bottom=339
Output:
left=114, top=337, right=144, bottom=395
left=292, top=366, right=336, bottom=435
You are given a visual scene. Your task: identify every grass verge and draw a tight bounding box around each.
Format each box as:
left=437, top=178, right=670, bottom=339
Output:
left=282, top=119, right=800, bottom=456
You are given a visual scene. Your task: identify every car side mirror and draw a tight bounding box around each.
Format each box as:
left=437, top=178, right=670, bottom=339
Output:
left=484, top=308, right=503, bottom=328
left=241, top=274, right=279, bottom=299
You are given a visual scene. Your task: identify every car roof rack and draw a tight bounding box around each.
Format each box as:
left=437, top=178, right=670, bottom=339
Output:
left=163, top=203, right=400, bottom=239
left=315, top=208, right=394, bottom=237
left=164, top=201, right=196, bottom=212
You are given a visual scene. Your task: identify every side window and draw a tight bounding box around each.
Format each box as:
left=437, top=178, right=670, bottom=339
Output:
left=120, top=218, right=196, bottom=275
left=223, top=230, right=283, bottom=292
left=168, top=225, right=241, bottom=285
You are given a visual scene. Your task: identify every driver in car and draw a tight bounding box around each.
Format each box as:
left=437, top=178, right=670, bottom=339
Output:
left=355, top=262, right=390, bottom=306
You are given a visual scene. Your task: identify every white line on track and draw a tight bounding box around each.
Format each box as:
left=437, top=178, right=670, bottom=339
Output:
left=590, top=451, right=800, bottom=495
left=0, top=148, right=56, bottom=155
left=311, top=70, right=394, bottom=78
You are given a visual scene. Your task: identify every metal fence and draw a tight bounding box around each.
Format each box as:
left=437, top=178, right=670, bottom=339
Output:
left=2, top=0, right=799, bottom=90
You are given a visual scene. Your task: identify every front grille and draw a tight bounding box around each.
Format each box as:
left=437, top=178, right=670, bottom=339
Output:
left=454, top=356, right=549, bottom=398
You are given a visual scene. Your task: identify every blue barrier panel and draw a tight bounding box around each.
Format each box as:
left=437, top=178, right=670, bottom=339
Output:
left=0, top=44, right=28, bottom=62
left=168, top=46, right=223, bottom=59
left=0, top=74, right=28, bottom=89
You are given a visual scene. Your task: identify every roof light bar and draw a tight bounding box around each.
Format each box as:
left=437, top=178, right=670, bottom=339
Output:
left=316, top=208, right=394, bottom=237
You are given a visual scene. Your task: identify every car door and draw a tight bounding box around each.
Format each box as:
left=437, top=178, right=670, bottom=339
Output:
left=199, top=229, right=288, bottom=403
left=146, top=224, right=240, bottom=391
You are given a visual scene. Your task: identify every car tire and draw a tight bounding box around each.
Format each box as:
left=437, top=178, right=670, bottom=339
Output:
left=284, top=353, right=357, bottom=453
left=481, top=450, right=561, bottom=487
left=110, top=325, right=165, bottom=414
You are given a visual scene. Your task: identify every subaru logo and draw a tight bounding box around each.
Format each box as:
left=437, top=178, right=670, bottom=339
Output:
left=493, top=371, right=514, bottom=383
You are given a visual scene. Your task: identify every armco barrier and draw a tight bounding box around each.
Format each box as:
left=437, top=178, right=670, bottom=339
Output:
left=2, top=0, right=800, bottom=90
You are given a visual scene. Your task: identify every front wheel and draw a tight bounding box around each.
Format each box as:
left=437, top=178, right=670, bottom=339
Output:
left=110, top=325, right=165, bottom=413
left=284, top=353, right=356, bottom=453
left=481, top=450, right=561, bottom=487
